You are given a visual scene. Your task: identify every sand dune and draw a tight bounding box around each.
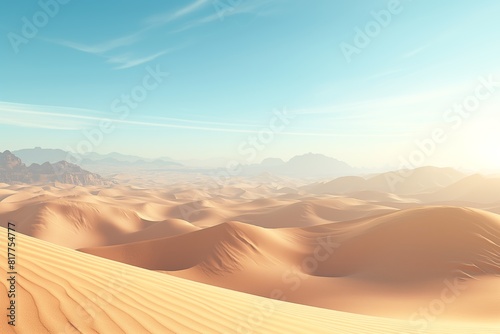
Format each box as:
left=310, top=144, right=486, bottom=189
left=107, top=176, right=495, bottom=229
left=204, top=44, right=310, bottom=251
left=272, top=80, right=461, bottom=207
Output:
left=0, top=182, right=403, bottom=249
left=0, top=199, right=199, bottom=248
left=0, top=184, right=200, bottom=248
left=420, top=174, right=500, bottom=203
left=231, top=198, right=397, bottom=227
left=1, top=176, right=499, bottom=332
left=344, top=190, right=420, bottom=203
left=81, top=206, right=500, bottom=322
left=2, top=227, right=499, bottom=334
left=166, top=195, right=398, bottom=228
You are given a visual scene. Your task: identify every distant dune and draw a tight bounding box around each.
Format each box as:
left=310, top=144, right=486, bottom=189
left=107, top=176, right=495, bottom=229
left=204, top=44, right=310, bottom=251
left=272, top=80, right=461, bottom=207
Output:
left=306, top=166, right=465, bottom=195
left=419, top=174, right=500, bottom=203
left=0, top=183, right=399, bottom=249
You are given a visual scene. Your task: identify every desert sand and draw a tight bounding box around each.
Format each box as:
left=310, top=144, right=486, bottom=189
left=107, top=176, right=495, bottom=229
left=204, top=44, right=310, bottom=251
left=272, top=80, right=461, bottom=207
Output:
left=81, top=207, right=500, bottom=322
left=1, top=168, right=500, bottom=333
left=1, top=227, right=499, bottom=334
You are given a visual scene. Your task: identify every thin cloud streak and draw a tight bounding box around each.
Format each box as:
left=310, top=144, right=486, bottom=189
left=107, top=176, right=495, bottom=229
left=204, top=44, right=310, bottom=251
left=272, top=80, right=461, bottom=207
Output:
left=49, top=36, right=180, bottom=70
left=0, top=118, right=80, bottom=130
left=146, top=0, right=209, bottom=26
left=109, top=48, right=175, bottom=70
left=145, top=115, right=266, bottom=128
left=0, top=102, right=411, bottom=137
left=171, top=0, right=276, bottom=33
left=49, top=30, right=144, bottom=54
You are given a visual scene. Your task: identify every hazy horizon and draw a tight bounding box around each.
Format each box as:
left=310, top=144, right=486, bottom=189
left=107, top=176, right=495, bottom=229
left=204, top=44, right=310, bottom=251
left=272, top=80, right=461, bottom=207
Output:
left=3, top=146, right=500, bottom=176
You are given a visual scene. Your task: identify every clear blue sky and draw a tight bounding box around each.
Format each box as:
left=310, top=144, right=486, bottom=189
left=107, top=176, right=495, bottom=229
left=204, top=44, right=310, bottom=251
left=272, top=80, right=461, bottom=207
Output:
left=1, top=0, right=500, bottom=170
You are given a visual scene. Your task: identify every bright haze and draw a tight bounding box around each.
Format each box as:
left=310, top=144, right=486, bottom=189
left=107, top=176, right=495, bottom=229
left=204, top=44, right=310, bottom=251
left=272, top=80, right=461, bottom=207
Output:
left=1, top=0, right=500, bottom=171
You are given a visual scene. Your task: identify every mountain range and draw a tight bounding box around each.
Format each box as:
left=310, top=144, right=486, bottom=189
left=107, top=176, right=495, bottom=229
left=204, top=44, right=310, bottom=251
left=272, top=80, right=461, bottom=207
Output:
left=12, top=148, right=363, bottom=179
left=242, top=153, right=359, bottom=178
left=13, top=147, right=179, bottom=165
left=0, top=150, right=106, bottom=185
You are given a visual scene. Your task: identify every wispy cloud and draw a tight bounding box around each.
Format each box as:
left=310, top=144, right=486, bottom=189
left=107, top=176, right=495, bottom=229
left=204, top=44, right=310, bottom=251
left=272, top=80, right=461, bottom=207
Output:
left=0, top=118, right=80, bottom=130
left=0, top=101, right=108, bottom=130
left=50, top=35, right=180, bottom=70
left=144, top=115, right=264, bottom=128
left=107, top=48, right=175, bottom=70
left=0, top=101, right=409, bottom=137
left=48, top=0, right=276, bottom=69
left=171, top=0, right=277, bottom=33
left=48, top=2, right=209, bottom=56
left=171, top=14, right=220, bottom=33
left=146, top=0, right=209, bottom=26
left=49, top=30, right=144, bottom=54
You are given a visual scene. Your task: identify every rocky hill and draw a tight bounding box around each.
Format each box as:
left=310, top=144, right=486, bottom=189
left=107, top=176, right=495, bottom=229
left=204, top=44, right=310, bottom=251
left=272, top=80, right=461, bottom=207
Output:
left=0, top=150, right=106, bottom=185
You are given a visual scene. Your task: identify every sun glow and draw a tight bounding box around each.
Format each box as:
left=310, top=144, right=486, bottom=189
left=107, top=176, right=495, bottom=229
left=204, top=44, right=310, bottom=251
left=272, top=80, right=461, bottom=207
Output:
left=468, top=123, right=500, bottom=170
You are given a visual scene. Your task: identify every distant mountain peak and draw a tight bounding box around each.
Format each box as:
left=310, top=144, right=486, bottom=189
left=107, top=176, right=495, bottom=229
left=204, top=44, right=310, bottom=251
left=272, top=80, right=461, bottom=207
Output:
left=261, top=158, right=285, bottom=167
left=0, top=150, right=106, bottom=185
left=0, top=150, right=25, bottom=169
left=243, top=153, right=356, bottom=179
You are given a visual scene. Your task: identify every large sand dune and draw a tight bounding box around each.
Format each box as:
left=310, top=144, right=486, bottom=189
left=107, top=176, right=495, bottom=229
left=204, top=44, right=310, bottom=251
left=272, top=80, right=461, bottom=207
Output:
left=1, top=227, right=499, bottom=334
left=81, top=207, right=500, bottom=321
